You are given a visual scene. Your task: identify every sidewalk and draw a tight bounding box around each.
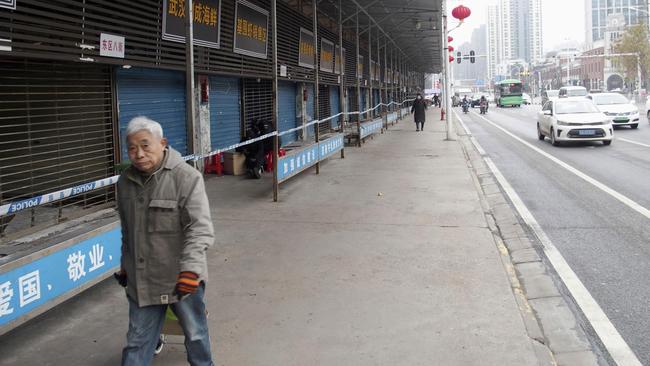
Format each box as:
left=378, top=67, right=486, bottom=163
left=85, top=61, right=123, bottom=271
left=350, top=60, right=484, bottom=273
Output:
left=0, top=108, right=547, bottom=365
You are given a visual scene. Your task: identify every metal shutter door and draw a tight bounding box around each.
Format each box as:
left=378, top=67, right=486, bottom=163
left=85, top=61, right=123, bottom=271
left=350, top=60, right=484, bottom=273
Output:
left=116, top=67, right=187, bottom=160
left=278, top=81, right=297, bottom=146
left=0, top=58, right=115, bottom=235
left=318, top=85, right=330, bottom=134
left=329, top=86, right=340, bottom=130
left=242, top=78, right=273, bottom=136
left=209, top=76, right=241, bottom=150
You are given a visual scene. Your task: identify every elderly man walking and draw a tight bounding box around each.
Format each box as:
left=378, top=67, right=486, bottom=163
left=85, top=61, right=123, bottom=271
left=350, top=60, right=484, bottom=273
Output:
left=115, top=116, right=215, bottom=366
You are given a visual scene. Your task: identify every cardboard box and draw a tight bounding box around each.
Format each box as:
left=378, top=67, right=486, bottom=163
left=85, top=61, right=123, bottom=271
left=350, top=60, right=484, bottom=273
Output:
left=222, top=151, right=246, bottom=175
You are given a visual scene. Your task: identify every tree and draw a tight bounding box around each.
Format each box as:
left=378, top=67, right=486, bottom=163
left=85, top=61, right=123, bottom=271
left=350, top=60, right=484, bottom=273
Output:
left=612, top=24, right=650, bottom=90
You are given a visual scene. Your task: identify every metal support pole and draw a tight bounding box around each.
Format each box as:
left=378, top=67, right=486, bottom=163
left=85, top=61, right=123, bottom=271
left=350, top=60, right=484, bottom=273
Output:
left=356, top=9, right=361, bottom=147
left=185, top=0, right=196, bottom=157
left=379, top=43, right=388, bottom=117
left=377, top=32, right=382, bottom=124
left=272, top=0, right=279, bottom=201
left=389, top=47, right=393, bottom=112
left=313, top=0, right=320, bottom=173
left=442, top=3, right=454, bottom=140
left=338, top=0, right=345, bottom=158
left=368, top=22, right=372, bottom=120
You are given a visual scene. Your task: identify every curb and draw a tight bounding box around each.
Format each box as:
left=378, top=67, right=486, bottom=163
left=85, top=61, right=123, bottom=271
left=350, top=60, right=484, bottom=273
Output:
left=454, top=117, right=606, bottom=366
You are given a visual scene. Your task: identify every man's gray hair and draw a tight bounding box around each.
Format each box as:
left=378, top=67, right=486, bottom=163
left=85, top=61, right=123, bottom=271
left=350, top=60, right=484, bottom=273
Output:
left=126, top=116, right=164, bottom=140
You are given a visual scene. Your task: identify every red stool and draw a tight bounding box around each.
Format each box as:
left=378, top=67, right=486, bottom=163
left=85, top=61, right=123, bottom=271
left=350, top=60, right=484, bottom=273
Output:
left=204, top=153, right=223, bottom=176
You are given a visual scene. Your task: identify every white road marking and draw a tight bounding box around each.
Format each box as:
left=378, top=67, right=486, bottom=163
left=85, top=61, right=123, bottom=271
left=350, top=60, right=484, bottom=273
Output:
left=618, top=137, right=650, bottom=148
left=455, top=110, right=644, bottom=366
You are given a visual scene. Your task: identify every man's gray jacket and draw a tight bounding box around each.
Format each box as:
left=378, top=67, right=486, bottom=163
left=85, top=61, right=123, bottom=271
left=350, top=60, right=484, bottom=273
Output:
left=117, top=147, right=214, bottom=307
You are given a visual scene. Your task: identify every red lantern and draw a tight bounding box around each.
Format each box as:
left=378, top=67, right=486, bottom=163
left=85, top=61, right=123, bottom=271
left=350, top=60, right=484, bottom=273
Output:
left=448, top=45, right=454, bottom=52
left=448, top=36, right=453, bottom=43
left=449, top=56, right=454, bottom=63
left=452, top=5, right=471, bottom=22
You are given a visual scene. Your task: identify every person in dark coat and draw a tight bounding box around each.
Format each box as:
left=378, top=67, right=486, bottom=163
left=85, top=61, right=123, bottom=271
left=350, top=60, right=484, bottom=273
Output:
left=411, top=93, right=428, bottom=131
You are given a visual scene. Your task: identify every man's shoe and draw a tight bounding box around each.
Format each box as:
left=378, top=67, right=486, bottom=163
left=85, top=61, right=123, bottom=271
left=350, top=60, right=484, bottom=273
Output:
left=416, top=128, right=419, bottom=131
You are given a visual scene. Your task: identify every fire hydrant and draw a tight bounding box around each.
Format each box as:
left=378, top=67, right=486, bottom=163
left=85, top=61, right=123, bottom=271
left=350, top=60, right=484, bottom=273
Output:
left=440, top=108, right=445, bottom=121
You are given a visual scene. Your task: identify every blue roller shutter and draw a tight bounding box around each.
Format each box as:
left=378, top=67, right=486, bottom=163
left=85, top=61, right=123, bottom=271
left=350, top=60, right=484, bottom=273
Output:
left=209, top=76, right=241, bottom=151
left=330, top=86, right=340, bottom=129
left=116, top=67, right=186, bottom=160
left=278, top=81, right=298, bottom=146
left=361, top=88, right=367, bottom=118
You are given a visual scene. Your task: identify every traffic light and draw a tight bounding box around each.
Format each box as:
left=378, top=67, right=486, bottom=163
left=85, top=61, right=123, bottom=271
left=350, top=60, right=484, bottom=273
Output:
left=457, top=51, right=461, bottom=64
left=470, top=50, right=475, bottom=64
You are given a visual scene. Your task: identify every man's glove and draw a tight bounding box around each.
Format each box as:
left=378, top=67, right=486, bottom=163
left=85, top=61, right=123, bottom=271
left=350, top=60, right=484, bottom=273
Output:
left=174, top=271, right=200, bottom=299
left=114, top=270, right=127, bottom=287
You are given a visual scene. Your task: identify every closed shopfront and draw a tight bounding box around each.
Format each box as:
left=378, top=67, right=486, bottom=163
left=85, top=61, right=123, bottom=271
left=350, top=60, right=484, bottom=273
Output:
left=330, top=86, right=340, bottom=130
left=242, top=78, right=273, bottom=137
left=318, top=84, right=331, bottom=134
left=278, top=81, right=298, bottom=146
left=116, top=67, right=187, bottom=159
left=209, top=76, right=241, bottom=150
left=0, top=58, right=115, bottom=233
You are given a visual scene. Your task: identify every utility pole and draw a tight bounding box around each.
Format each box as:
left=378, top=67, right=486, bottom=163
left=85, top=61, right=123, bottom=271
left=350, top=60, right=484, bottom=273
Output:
left=442, top=1, right=453, bottom=140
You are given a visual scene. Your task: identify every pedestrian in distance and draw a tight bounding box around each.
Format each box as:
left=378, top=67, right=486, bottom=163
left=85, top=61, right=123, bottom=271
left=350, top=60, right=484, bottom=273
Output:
left=115, top=116, right=215, bottom=366
left=433, top=94, right=440, bottom=108
left=412, top=93, right=428, bottom=132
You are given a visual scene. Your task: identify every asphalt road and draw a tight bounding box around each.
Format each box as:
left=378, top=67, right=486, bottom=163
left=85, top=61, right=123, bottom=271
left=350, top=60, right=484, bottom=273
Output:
left=456, top=103, right=650, bottom=365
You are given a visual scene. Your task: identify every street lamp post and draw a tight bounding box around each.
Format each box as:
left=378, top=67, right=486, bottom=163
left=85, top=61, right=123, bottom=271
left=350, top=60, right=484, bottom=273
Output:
left=443, top=3, right=471, bottom=141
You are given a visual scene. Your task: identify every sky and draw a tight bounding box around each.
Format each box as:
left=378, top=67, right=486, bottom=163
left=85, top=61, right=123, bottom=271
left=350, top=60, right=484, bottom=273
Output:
left=447, top=0, right=585, bottom=52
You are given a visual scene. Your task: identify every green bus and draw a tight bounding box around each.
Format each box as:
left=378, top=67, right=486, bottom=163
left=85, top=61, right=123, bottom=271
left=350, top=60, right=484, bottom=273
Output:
left=495, top=79, right=523, bottom=107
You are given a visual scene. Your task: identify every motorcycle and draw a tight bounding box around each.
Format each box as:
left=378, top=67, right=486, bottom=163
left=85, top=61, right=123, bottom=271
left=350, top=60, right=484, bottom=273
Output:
left=479, top=100, right=488, bottom=114
left=240, top=119, right=273, bottom=179
left=461, top=101, right=470, bottom=114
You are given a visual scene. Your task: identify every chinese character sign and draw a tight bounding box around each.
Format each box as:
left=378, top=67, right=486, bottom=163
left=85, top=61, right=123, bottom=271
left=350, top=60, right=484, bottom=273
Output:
left=233, top=0, right=269, bottom=59
left=298, top=28, right=315, bottom=69
left=99, top=33, right=125, bottom=58
left=0, top=227, right=120, bottom=330
left=320, top=39, right=334, bottom=73
left=163, top=0, right=221, bottom=49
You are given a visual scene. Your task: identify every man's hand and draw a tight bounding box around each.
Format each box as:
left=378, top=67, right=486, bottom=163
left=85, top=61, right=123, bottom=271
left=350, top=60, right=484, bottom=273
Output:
left=114, top=270, right=127, bottom=287
left=174, top=271, right=199, bottom=299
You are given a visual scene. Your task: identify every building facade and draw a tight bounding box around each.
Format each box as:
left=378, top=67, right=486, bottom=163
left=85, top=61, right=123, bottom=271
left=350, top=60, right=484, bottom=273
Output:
left=585, top=0, right=649, bottom=47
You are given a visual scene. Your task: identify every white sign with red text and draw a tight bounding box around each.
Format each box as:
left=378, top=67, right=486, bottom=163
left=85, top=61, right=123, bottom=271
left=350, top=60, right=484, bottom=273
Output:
left=99, top=33, right=125, bottom=58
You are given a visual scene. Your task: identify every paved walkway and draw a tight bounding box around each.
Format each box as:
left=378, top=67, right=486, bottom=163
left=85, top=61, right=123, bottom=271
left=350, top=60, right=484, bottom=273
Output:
left=0, top=108, right=543, bottom=365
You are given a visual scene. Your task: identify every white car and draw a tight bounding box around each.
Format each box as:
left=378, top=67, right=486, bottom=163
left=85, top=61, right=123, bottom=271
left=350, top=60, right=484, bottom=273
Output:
left=522, top=93, right=532, bottom=105
left=537, top=99, right=613, bottom=146
left=558, top=86, right=588, bottom=99
left=646, top=97, right=650, bottom=121
left=589, top=93, right=640, bottom=129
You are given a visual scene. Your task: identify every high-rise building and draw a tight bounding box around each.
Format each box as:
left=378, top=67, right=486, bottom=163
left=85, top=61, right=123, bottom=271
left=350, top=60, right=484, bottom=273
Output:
left=585, top=0, right=649, bottom=46
left=487, top=0, right=543, bottom=83
left=527, top=0, right=543, bottom=63
left=487, top=5, right=502, bottom=81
